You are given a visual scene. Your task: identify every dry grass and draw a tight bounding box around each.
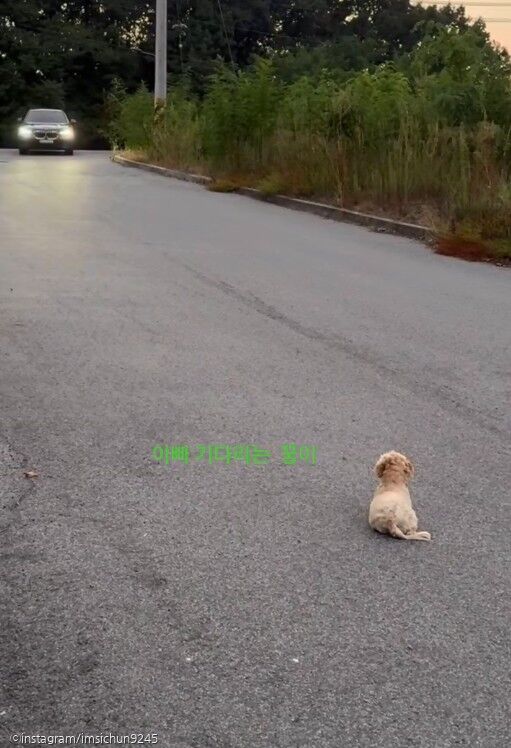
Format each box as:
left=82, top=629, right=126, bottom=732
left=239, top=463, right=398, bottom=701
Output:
left=113, top=59, right=511, bottom=265
left=435, top=236, right=511, bottom=265
left=207, top=178, right=240, bottom=193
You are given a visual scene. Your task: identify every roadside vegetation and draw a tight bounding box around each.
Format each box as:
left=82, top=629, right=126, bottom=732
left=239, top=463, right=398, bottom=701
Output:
left=109, top=29, right=511, bottom=262
left=5, top=0, right=510, bottom=260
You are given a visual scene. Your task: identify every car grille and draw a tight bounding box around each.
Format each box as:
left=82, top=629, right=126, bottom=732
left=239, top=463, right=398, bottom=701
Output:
left=34, top=130, right=59, bottom=139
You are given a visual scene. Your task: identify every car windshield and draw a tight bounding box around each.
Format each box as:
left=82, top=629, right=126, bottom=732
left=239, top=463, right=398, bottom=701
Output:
left=24, top=110, right=68, bottom=124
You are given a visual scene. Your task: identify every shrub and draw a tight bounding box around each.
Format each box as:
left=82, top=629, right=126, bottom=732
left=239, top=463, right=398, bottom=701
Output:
left=108, top=33, right=511, bottom=257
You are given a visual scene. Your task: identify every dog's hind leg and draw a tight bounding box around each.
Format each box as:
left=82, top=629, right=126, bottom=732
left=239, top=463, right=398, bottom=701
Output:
left=386, top=520, right=409, bottom=540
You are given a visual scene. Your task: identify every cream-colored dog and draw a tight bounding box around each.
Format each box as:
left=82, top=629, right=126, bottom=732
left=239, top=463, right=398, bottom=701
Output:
left=369, top=451, right=431, bottom=541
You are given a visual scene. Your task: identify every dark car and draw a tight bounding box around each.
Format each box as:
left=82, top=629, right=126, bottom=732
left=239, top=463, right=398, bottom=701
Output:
left=18, top=109, right=76, bottom=155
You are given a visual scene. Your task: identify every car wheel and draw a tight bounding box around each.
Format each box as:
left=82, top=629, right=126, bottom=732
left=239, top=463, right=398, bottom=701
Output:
left=65, top=148, right=74, bottom=156
left=19, top=148, right=29, bottom=155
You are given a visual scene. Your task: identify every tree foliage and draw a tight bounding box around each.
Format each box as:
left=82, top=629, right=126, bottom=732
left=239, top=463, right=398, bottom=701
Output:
left=0, top=1, right=148, bottom=142
left=1, top=0, right=508, bottom=145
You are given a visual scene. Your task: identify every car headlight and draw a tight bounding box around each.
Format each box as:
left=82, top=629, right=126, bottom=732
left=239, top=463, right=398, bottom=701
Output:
left=18, top=126, right=32, bottom=139
left=60, top=126, right=74, bottom=140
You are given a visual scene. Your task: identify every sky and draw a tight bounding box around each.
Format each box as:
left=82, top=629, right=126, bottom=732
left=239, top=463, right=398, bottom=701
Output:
left=484, top=19, right=511, bottom=51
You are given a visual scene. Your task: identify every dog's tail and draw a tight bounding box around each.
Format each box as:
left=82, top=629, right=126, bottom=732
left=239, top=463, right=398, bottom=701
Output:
left=387, top=519, right=431, bottom=542
left=407, top=530, right=431, bottom=541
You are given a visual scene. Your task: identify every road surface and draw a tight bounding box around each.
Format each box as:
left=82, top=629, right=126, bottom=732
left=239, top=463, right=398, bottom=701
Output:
left=1, top=150, right=510, bottom=748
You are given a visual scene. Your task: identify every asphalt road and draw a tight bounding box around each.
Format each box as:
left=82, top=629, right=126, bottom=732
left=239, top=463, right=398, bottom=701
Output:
left=1, top=150, right=510, bottom=748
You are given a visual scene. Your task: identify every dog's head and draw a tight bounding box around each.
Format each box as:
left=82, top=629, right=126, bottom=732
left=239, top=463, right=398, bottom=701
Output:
left=374, top=451, right=414, bottom=482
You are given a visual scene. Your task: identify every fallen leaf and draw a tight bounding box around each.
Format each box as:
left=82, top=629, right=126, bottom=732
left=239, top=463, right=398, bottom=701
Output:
left=24, top=470, right=38, bottom=479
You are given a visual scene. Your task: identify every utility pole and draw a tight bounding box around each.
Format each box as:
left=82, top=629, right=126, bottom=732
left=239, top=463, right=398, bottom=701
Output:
left=154, top=0, right=167, bottom=110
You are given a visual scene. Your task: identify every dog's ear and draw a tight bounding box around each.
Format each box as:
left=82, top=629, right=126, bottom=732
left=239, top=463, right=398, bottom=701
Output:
left=374, top=453, right=390, bottom=478
left=404, top=457, right=415, bottom=479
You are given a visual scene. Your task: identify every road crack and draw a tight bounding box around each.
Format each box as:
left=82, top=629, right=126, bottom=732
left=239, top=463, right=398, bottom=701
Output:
left=177, top=261, right=508, bottom=440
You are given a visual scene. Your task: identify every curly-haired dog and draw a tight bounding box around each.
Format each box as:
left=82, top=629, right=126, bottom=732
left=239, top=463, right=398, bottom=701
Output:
left=369, top=451, right=431, bottom=541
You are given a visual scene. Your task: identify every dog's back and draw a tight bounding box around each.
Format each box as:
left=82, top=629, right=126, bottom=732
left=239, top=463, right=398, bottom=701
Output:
left=369, top=452, right=431, bottom=541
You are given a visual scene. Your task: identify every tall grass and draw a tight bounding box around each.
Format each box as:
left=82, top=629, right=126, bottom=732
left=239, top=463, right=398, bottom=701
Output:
left=110, top=32, right=511, bottom=256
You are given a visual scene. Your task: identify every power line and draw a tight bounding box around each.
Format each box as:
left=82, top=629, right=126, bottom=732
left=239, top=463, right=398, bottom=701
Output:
left=409, top=3, right=511, bottom=23
left=216, top=0, right=235, bottom=70
left=175, top=0, right=184, bottom=73
left=422, top=2, right=511, bottom=5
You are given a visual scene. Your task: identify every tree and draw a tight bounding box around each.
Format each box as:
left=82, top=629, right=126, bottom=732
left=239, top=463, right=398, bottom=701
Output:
left=410, top=27, right=511, bottom=126
left=0, top=0, right=502, bottom=145
left=0, top=1, right=148, bottom=144
left=133, top=1, right=275, bottom=93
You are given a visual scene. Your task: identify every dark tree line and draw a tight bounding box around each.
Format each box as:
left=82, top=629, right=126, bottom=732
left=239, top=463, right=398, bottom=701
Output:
left=0, top=1, right=150, bottom=142
left=162, top=1, right=480, bottom=87
left=0, top=0, right=497, bottom=144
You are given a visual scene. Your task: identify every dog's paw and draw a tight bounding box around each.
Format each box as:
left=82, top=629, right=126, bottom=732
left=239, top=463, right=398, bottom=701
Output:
left=416, top=531, right=431, bottom=541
